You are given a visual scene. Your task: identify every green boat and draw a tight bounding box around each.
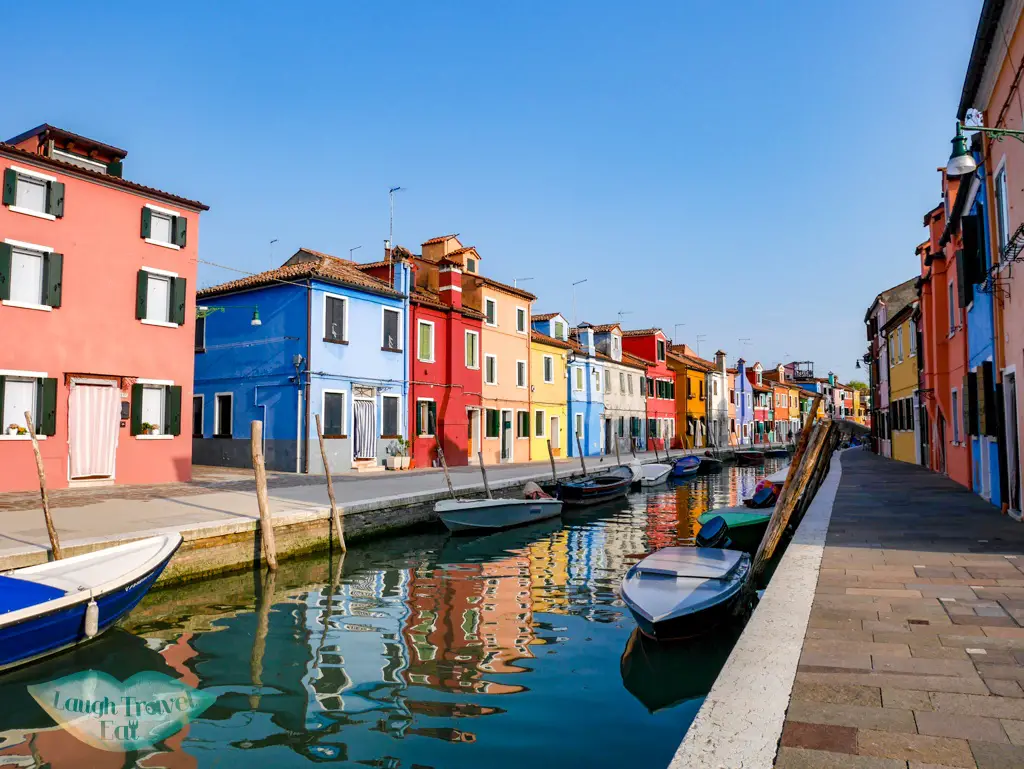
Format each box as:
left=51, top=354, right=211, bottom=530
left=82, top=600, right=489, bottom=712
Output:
left=696, top=506, right=772, bottom=553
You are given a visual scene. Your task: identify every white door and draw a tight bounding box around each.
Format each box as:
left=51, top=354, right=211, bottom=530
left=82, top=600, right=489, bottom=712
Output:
left=501, top=409, right=513, bottom=462
left=550, top=416, right=560, bottom=450
left=468, top=408, right=481, bottom=461
left=69, top=382, right=119, bottom=479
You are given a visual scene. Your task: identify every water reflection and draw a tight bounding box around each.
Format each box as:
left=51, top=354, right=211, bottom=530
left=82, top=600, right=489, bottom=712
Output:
left=0, top=459, right=786, bottom=768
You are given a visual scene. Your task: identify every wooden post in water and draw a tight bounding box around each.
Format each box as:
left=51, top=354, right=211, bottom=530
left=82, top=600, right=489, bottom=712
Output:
left=314, top=415, right=346, bottom=552
left=435, top=435, right=456, bottom=500
left=614, top=434, right=622, bottom=467
left=249, top=567, right=276, bottom=709
left=477, top=451, right=493, bottom=498
left=547, top=439, right=558, bottom=484
left=251, top=420, right=278, bottom=571
left=576, top=432, right=587, bottom=477
left=25, top=411, right=62, bottom=560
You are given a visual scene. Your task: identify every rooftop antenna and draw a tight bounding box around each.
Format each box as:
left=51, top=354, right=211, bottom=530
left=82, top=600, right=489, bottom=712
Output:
left=618, top=310, right=633, bottom=325
left=696, top=334, right=707, bottom=357
left=270, top=238, right=279, bottom=265
left=349, top=245, right=362, bottom=260
left=387, top=187, right=405, bottom=287
left=572, top=279, right=588, bottom=326
left=514, top=277, right=534, bottom=288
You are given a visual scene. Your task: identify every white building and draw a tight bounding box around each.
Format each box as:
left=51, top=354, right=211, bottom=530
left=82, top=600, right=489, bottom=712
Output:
left=593, top=323, right=649, bottom=455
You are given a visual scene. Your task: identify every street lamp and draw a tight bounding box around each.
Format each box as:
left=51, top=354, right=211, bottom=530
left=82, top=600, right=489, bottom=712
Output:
left=945, top=118, right=1024, bottom=177
left=198, top=305, right=262, bottom=327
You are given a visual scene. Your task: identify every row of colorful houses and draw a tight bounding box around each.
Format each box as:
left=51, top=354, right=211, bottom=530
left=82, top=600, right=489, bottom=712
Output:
left=0, top=123, right=826, bottom=492
left=863, top=0, right=1024, bottom=517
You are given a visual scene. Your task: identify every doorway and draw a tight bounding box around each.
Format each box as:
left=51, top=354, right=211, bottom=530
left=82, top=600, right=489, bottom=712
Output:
left=69, top=380, right=119, bottom=481
left=352, top=398, right=376, bottom=460
left=500, top=409, right=513, bottom=462
left=468, top=408, right=481, bottom=463
left=550, top=415, right=560, bottom=455
left=1007, top=372, right=1020, bottom=511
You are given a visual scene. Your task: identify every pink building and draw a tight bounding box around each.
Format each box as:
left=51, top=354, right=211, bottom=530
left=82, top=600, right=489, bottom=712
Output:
left=0, top=125, right=207, bottom=492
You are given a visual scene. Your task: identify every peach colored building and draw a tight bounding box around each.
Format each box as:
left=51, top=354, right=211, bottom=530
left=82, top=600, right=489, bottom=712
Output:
left=0, top=125, right=206, bottom=491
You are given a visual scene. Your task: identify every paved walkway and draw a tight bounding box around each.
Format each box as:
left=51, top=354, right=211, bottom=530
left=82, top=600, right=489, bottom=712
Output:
left=776, top=450, right=1024, bottom=769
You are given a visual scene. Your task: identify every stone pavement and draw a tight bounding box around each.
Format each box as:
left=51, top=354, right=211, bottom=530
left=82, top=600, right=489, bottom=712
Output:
left=775, top=450, right=1024, bottom=769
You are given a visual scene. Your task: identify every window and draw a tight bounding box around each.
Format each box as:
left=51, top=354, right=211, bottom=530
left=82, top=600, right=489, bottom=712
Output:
left=995, top=164, right=1010, bottom=253
left=948, top=281, right=956, bottom=335
left=465, top=257, right=477, bottom=274
left=130, top=382, right=182, bottom=437
left=516, top=410, right=530, bottom=438
left=574, top=366, right=584, bottom=391
left=465, top=331, right=480, bottom=369
left=897, top=328, right=903, bottom=362
left=909, top=321, right=917, bottom=357
left=656, top=340, right=666, bottom=361
left=214, top=393, right=233, bottom=438
left=619, top=372, right=626, bottom=392
left=2, top=377, right=37, bottom=434
left=418, top=321, right=435, bottom=362
left=516, top=307, right=527, bottom=334
left=2, top=167, right=64, bottom=219
left=141, top=386, right=164, bottom=430
left=485, top=354, right=498, bottom=385
left=147, top=273, right=171, bottom=324
left=612, top=335, right=621, bottom=358
left=628, top=374, right=634, bottom=395
left=543, top=355, right=554, bottom=383
left=323, top=391, right=346, bottom=437
left=647, top=418, right=657, bottom=437
left=1, top=241, right=63, bottom=310
left=604, top=369, right=611, bottom=392
left=382, top=308, right=401, bottom=351
left=325, top=295, right=347, bottom=343
left=516, top=360, right=527, bottom=388
left=485, top=409, right=500, bottom=438
left=534, top=410, right=546, bottom=437
left=192, top=396, right=203, bottom=438
left=713, top=380, right=718, bottom=396
left=141, top=204, right=186, bottom=248
left=416, top=400, right=437, bottom=436
left=195, top=315, right=206, bottom=353
left=554, top=320, right=565, bottom=340
left=382, top=395, right=400, bottom=436
left=575, top=412, right=585, bottom=439
left=484, top=297, right=497, bottom=326
left=952, top=388, right=960, bottom=443
left=593, top=368, right=602, bottom=393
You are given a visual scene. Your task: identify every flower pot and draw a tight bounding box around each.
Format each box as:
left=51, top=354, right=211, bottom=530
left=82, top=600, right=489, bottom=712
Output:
left=386, top=457, right=400, bottom=470
left=400, top=457, right=411, bottom=470
left=6, top=427, right=17, bottom=436
left=149, top=427, right=160, bottom=436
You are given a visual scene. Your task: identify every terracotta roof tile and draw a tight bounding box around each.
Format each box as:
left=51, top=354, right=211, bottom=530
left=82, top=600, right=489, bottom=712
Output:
left=445, top=246, right=476, bottom=256
left=531, top=330, right=573, bottom=350
left=466, top=275, right=536, bottom=301
left=621, top=328, right=663, bottom=337
left=198, top=249, right=400, bottom=299
left=0, top=142, right=208, bottom=210
left=410, top=288, right=485, bottom=319
left=667, top=351, right=715, bottom=372
left=590, top=323, right=622, bottom=333
left=622, top=351, right=654, bottom=368
left=531, top=312, right=560, bottom=321
left=422, top=234, right=459, bottom=246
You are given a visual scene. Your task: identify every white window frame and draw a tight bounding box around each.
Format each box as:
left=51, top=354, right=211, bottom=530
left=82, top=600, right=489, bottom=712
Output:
left=381, top=307, right=402, bottom=352
left=515, top=306, right=527, bottom=334
left=575, top=412, right=584, bottom=438
left=380, top=393, right=401, bottom=437
left=909, top=320, right=917, bottom=357
left=995, top=159, right=1010, bottom=257
left=465, top=330, right=480, bottom=370
left=948, top=281, right=956, bottom=336
left=6, top=165, right=57, bottom=221
left=593, top=367, right=602, bottom=393
left=2, top=238, right=54, bottom=312
left=417, top=319, right=435, bottom=363
left=574, top=366, right=584, bottom=392
left=534, top=408, right=547, bottom=438
left=484, top=353, right=498, bottom=385
left=542, top=354, right=554, bottom=384
left=484, top=297, right=498, bottom=327
left=897, top=327, right=904, bottom=362
left=51, top=148, right=108, bottom=174
left=136, top=383, right=170, bottom=440
left=0, top=369, right=48, bottom=441
left=192, top=394, right=204, bottom=438
left=516, top=359, right=528, bottom=389
left=951, top=387, right=960, bottom=444
left=140, top=266, right=180, bottom=328
left=515, top=408, right=530, bottom=439
left=144, top=203, right=182, bottom=251
left=416, top=397, right=436, bottom=437
left=321, top=389, right=347, bottom=437
left=213, top=392, right=234, bottom=438
left=323, top=292, right=349, bottom=344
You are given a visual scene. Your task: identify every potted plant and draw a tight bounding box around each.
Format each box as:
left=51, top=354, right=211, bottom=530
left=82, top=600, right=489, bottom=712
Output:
left=7, top=423, right=19, bottom=436
left=141, top=422, right=160, bottom=436
left=386, top=438, right=411, bottom=470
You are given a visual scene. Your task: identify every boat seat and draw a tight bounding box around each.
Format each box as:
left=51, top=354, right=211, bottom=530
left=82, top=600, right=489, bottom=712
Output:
left=0, top=575, right=66, bottom=614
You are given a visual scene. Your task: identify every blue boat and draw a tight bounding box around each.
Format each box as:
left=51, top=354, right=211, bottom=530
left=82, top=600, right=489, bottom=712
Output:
left=0, top=534, right=181, bottom=671
left=671, top=456, right=701, bottom=477
left=549, top=465, right=634, bottom=506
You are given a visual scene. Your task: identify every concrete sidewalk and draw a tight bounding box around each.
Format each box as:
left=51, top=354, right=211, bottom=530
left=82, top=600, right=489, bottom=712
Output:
left=776, top=450, right=1024, bottom=768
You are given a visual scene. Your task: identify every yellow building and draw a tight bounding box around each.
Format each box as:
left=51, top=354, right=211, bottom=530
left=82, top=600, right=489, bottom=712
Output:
left=667, top=344, right=715, bottom=448
left=884, top=303, right=919, bottom=464
left=529, top=330, right=570, bottom=460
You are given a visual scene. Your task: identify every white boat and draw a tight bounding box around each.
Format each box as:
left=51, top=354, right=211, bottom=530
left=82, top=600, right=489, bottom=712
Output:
left=764, top=465, right=790, bottom=485
left=635, top=463, right=672, bottom=487
left=620, top=547, right=751, bottom=641
left=436, top=485, right=563, bottom=533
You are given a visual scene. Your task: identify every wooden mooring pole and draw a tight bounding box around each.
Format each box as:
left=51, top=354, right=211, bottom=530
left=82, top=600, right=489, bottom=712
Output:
left=477, top=451, right=493, bottom=498
left=251, top=420, right=278, bottom=570
left=25, top=411, right=62, bottom=560
left=435, top=435, right=457, bottom=500
left=547, top=439, right=558, bottom=484
left=576, top=432, right=587, bottom=477
left=314, top=415, right=346, bottom=552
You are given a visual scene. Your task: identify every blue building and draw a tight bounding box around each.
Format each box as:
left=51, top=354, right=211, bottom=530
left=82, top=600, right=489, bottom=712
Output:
left=194, top=248, right=410, bottom=473
left=733, top=358, right=753, bottom=445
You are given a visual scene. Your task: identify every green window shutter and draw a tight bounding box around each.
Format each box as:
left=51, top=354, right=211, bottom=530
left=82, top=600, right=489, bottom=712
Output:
left=416, top=402, right=423, bottom=435
left=165, top=385, right=182, bottom=436
left=966, top=372, right=979, bottom=436
left=46, top=181, right=65, bottom=218
left=171, top=277, right=187, bottom=325
left=428, top=402, right=437, bottom=435
left=38, top=378, right=57, bottom=436
left=0, top=242, right=11, bottom=301
left=172, top=216, right=187, bottom=248
left=43, top=252, right=63, bottom=308
left=140, top=207, right=152, bottom=239
left=130, top=383, right=144, bottom=435
left=0, top=377, right=5, bottom=427
left=135, top=270, right=148, bottom=319
left=2, top=169, right=16, bottom=206
left=107, top=159, right=123, bottom=178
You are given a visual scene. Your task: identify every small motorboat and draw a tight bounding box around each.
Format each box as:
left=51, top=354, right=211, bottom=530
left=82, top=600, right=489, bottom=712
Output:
left=0, top=534, right=182, bottom=671
left=436, top=482, right=563, bottom=533
left=671, top=456, right=701, bottom=478
left=735, top=450, right=765, bottom=466
left=635, top=462, right=673, bottom=487
left=552, top=465, right=634, bottom=506
left=696, top=507, right=772, bottom=553
left=698, top=454, right=723, bottom=474
left=620, top=547, right=752, bottom=641
left=744, top=485, right=778, bottom=509
left=764, top=447, right=790, bottom=458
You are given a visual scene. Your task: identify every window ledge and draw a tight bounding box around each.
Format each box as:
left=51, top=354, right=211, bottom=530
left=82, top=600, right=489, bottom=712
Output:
left=8, top=206, right=56, bottom=221
left=418, top=358, right=436, bottom=364
left=2, top=300, right=52, bottom=312
left=485, top=381, right=498, bottom=386
left=323, top=338, right=349, bottom=345
left=381, top=347, right=403, bottom=353
left=381, top=434, right=402, bottom=440
left=213, top=434, right=234, bottom=439
left=136, top=434, right=174, bottom=440
left=144, top=238, right=181, bottom=251
left=466, top=365, right=480, bottom=371
left=141, top=319, right=180, bottom=329
left=0, top=434, right=46, bottom=441
left=322, top=435, right=348, bottom=440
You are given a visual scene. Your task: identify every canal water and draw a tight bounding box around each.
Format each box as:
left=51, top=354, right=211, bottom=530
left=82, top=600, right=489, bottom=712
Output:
left=0, top=458, right=787, bottom=769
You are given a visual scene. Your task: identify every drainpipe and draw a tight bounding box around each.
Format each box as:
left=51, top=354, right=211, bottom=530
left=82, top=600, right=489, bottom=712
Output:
left=254, top=385, right=267, bottom=456
left=303, top=279, right=312, bottom=474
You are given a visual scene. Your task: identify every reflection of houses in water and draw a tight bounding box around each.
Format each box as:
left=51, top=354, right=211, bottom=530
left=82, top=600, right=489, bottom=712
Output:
left=526, top=529, right=571, bottom=615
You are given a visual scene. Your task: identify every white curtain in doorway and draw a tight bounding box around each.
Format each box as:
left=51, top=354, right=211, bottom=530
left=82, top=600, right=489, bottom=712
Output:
left=69, top=383, right=120, bottom=479
left=353, top=399, right=376, bottom=459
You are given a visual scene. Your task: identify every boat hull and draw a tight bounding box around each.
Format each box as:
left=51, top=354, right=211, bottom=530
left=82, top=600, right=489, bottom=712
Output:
left=698, top=458, right=723, bottom=474
left=764, top=448, right=789, bottom=458
left=627, top=587, right=746, bottom=642
left=735, top=451, right=765, bottom=466
left=671, top=457, right=701, bottom=477
left=639, top=464, right=673, bottom=487
left=556, top=466, right=634, bottom=506
left=437, top=498, right=563, bottom=533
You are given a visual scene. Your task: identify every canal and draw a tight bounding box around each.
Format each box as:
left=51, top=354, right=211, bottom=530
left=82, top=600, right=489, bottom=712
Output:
left=0, top=458, right=788, bottom=768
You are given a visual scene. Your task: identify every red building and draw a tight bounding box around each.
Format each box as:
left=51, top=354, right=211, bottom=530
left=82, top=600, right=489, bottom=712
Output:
left=621, top=328, right=676, bottom=450
left=748, top=362, right=772, bottom=444
left=0, top=125, right=207, bottom=491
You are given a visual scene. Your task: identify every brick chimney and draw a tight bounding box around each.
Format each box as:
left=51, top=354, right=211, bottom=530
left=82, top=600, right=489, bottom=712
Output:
left=715, top=349, right=727, bottom=377
left=438, top=261, right=462, bottom=309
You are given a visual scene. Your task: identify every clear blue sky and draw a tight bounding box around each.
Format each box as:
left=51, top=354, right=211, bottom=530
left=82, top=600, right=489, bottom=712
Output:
left=6, top=0, right=983, bottom=383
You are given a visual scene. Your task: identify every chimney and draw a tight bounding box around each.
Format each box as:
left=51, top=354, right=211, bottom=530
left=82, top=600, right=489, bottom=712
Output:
left=438, top=262, right=462, bottom=309
left=716, top=349, right=726, bottom=376
left=578, top=323, right=595, bottom=356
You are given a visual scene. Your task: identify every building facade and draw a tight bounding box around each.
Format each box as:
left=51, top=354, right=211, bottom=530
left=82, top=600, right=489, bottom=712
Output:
left=884, top=303, right=920, bottom=464
left=592, top=323, right=647, bottom=455
left=529, top=322, right=570, bottom=462
left=621, top=328, right=676, bottom=450
left=667, top=344, right=714, bottom=449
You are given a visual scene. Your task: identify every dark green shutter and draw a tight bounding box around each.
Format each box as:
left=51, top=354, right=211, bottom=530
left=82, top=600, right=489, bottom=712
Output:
left=38, top=378, right=57, bottom=436
left=130, top=383, right=144, bottom=435
left=0, top=242, right=11, bottom=301
left=955, top=250, right=969, bottom=309
left=416, top=402, right=423, bottom=435
left=140, top=207, right=152, bottom=239
left=428, top=402, right=437, bottom=435
left=982, top=361, right=997, bottom=436
left=961, top=214, right=982, bottom=284
left=46, top=181, right=65, bottom=218
left=165, top=385, right=182, bottom=436
left=962, top=374, right=971, bottom=439
left=135, top=270, right=148, bottom=319
left=2, top=169, right=16, bottom=206
left=107, top=159, right=123, bottom=178
left=0, top=377, right=5, bottom=428
left=171, top=277, right=187, bottom=325
left=172, top=216, right=187, bottom=248
left=43, top=252, right=63, bottom=308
